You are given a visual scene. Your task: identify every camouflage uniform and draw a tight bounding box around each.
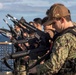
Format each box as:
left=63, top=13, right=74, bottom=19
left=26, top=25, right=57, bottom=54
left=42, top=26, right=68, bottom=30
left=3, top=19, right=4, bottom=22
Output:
left=19, top=65, right=27, bottom=75
left=37, top=27, right=76, bottom=75
left=14, top=58, right=27, bottom=75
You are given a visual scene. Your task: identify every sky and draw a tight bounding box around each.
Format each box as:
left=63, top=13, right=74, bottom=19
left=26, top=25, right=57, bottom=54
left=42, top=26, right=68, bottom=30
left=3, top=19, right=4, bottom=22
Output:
left=0, top=0, right=76, bottom=29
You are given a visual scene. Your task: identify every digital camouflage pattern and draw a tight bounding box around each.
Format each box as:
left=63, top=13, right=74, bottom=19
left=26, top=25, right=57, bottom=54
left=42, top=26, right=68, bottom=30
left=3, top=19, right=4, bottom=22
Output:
left=37, top=27, right=76, bottom=75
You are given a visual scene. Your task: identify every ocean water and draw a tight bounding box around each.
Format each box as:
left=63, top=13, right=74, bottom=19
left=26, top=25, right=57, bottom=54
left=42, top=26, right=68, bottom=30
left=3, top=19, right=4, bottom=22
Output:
left=0, top=34, right=10, bottom=42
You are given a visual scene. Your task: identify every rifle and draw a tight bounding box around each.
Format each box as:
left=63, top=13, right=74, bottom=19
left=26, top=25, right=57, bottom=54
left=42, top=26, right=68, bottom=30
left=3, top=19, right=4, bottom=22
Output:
left=3, top=19, right=18, bottom=38
left=2, top=46, right=49, bottom=60
left=6, top=14, right=51, bottom=47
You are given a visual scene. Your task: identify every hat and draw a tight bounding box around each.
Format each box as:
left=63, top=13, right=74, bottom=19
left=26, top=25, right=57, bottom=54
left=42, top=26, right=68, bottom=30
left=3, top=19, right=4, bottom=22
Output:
left=44, top=3, right=70, bottom=25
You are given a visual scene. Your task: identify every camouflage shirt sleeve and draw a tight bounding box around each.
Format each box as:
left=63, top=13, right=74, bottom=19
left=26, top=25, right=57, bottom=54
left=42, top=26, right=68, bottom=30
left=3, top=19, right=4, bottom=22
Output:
left=38, top=33, right=72, bottom=74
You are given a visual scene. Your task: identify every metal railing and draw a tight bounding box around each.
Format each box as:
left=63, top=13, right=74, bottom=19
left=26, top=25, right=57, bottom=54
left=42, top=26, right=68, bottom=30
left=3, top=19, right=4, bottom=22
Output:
left=0, top=42, right=15, bottom=72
